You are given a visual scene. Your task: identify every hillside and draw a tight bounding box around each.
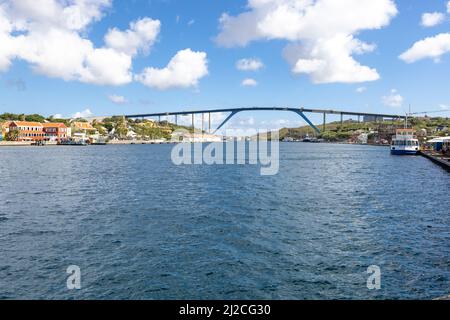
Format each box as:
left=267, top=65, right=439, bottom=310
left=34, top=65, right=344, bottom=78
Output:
left=278, top=117, right=450, bottom=142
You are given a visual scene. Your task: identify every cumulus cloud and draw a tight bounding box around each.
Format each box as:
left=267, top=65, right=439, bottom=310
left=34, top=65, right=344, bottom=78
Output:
left=241, top=78, right=258, bottom=87
left=382, top=89, right=403, bottom=107
left=448, top=1, right=450, bottom=14
left=0, top=1, right=164, bottom=86
left=236, top=58, right=264, bottom=71
left=105, top=18, right=160, bottom=56
left=399, top=33, right=450, bottom=63
left=356, top=87, right=367, bottom=93
left=108, top=94, right=127, bottom=105
left=421, top=12, right=445, bottom=28
left=216, top=0, right=397, bottom=84
left=135, top=49, right=208, bottom=90
left=237, top=117, right=256, bottom=126
left=72, top=108, right=94, bottom=118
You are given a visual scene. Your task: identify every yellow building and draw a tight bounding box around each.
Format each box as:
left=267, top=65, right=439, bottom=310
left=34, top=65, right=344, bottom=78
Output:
left=1, top=121, right=11, bottom=140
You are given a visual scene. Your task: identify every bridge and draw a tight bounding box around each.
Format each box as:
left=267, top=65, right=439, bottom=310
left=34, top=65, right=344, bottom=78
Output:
left=124, top=107, right=407, bottom=134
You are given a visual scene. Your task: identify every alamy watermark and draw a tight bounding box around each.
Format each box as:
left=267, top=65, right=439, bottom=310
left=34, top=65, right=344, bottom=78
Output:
left=66, top=265, right=81, bottom=290
left=170, top=128, right=280, bottom=176
left=367, top=265, right=381, bottom=290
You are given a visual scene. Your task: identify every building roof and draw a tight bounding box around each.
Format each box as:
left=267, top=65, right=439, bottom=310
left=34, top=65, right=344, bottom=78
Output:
left=1, top=121, right=12, bottom=128
left=42, top=122, right=67, bottom=128
left=72, top=122, right=95, bottom=130
left=11, top=121, right=44, bottom=127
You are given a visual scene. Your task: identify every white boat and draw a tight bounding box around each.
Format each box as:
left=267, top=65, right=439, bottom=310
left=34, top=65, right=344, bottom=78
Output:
left=391, top=129, right=419, bottom=155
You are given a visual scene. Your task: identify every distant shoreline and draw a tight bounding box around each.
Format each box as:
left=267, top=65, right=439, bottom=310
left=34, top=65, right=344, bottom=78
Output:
left=0, top=140, right=391, bottom=147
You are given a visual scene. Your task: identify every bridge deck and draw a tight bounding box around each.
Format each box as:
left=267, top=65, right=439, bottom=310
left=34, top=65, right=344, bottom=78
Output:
left=124, top=107, right=406, bottom=119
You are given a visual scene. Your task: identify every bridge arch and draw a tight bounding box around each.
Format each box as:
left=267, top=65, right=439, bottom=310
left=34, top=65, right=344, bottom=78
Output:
left=124, top=107, right=406, bottom=135
left=213, top=109, right=320, bottom=134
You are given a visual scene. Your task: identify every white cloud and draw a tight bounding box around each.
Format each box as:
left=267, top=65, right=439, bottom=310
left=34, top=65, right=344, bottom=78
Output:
left=81, top=48, right=133, bottom=85
left=0, top=1, right=166, bottom=87
left=283, top=35, right=379, bottom=83
left=135, top=49, right=208, bottom=90
left=52, top=114, right=63, bottom=119
left=259, top=118, right=298, bottom=131
left=440, top=104, right=450, bottom=110
left=6, top=0, right=111, bottom=32
left=72, top=109, right=94, bottom=118
left=421, top=12, right=445, bottom=28
left=382, top=89, right=403, bottom=107
left=448, top=1, right=450, bottom=14
left=237, top=117, right=256, bottom=126
left=0, top=0, right=134, bottom=85
left=216, top=0, right=397, bottom=84
left=108, top=94, right=127, bottom=105
left=236, top=58, right=264, bottom=71
left=241, top=78, right=258, bottom=87
left=187, top=19, right=195, bottom=26
left=356, top=87, right=367, bottom=93
left=105, top=18, right=160, bottom=56
left=400, top=33, right=450, bottom=63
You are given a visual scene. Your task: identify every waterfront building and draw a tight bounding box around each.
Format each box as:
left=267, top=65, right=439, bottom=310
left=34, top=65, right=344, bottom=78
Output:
left=127, top=130, right=138, bottom=139
left=172, top=132, right=223, bottom=143
left=42, top=123, right=69, bottom=142
left=72, top=121, right=97, bottom=134
left=427, top=137, right=450, bottom=152
left=71, top=132, right=89, bottom=144
left=8, top=121, right=45, bottom=141
left=435, top=126, right=448, bottom=133
left=1, top=121, right=11, bottom=140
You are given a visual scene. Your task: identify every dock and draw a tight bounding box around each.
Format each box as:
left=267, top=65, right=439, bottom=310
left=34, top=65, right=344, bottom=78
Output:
left=419, top=151, right=450, bottom=172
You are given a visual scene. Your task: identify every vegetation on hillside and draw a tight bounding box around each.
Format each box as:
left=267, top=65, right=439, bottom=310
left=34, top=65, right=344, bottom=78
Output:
left=2, top=112, right=448, bottom=142
left=278, top=117, right=450, bottom=142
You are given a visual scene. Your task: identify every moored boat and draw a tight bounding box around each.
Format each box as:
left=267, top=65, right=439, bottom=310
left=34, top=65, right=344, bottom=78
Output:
left=58, top=140, right=88, bottom=146
left=391, top=129, right=419, bottom=155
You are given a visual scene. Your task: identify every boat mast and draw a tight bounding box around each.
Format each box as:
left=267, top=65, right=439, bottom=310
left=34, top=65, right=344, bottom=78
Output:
left=405, top=104, right=411, bottom=129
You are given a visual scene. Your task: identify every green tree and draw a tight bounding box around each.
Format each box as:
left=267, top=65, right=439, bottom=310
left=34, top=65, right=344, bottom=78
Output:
left=47, top=116, right=70, bottom=126
left=320, top=131, right=338, bottom=141
left=25, top=114, right=45, bottom=122
left=72, top=118, right=88, bottom=123
left=6, top=130, right=19, bottom=141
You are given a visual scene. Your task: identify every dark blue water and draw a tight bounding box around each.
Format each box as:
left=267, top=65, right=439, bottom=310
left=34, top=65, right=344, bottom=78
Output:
left=0, top=143, right=449, bottom=300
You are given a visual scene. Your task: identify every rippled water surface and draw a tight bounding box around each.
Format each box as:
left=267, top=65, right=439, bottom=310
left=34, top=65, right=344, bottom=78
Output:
left=0, top=143, right=449, bottom=299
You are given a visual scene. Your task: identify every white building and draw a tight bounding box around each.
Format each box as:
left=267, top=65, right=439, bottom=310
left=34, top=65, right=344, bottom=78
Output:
left=172, top=132, right=223, bottom=143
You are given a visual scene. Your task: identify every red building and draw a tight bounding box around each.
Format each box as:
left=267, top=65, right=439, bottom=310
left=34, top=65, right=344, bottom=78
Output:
left=9, top=121, right=45, bottom=141
left=8, top=121, right=69, bottom=142
left=42, top=123, right=69, bottom=142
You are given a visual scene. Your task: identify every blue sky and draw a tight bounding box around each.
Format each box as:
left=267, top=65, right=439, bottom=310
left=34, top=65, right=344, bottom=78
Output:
left=1, top=0, right=450, bottom=129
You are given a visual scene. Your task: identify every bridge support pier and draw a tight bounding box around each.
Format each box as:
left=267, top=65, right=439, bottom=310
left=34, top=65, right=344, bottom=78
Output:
left=293, top=110, right=321, bottom=134
left=192, top=114, right=195, bottom=133
left=323, top=113, right=326, bottom=132
left=214, top=111, right=238, bottom=134
left=202, top=113, right=204, bottom=136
